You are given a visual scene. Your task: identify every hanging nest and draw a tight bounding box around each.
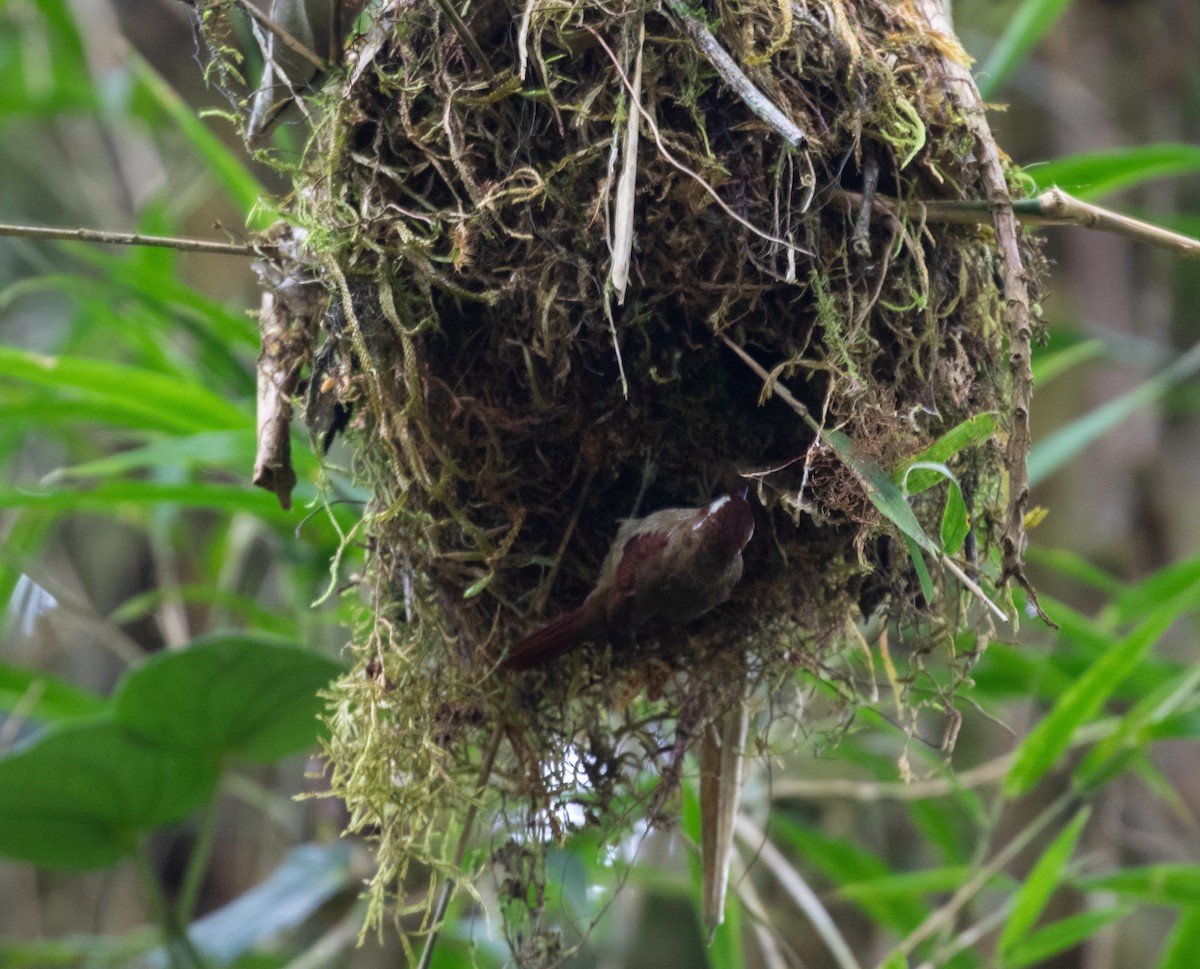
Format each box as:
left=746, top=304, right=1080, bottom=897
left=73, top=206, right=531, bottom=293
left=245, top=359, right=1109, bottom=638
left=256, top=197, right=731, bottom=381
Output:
left=205, top=0, right=1045, bottom=955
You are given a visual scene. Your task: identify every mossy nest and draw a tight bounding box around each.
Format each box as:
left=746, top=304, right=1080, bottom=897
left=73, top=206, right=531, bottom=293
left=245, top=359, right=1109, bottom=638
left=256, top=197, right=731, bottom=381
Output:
left=206, top=0, right=1043, bottom=953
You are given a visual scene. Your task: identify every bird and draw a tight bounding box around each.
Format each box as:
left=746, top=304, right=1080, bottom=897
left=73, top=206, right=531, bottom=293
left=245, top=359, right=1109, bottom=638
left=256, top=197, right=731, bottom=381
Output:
left=502, top=491, right=755, bottom=672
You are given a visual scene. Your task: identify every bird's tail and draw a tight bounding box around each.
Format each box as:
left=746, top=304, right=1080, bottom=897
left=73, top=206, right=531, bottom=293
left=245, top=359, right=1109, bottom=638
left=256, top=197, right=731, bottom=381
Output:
left=501, top=604, right=600, bottom=672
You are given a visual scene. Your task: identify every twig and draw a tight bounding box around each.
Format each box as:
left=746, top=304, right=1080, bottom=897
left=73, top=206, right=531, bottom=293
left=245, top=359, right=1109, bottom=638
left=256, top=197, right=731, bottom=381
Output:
left=0, top=221, right=252, bottom=256
left=416, top=725, right=504, bottom=969
left=587, top=28, right=812, bottom=257
left=665, top=0, right=806, bottom=148
left=769, top=752, right=1011, bottom=802
left=238, top=0, right=325, bottom=73
left=736, top=815, right=863, bottom=969
left=912, top=0, right=1052, bottom=626
left=886, top=791, right=1080, bottom=963
left=851, top=156, right=879, bottom=256
left=838, top=188, right=1200, bottom=259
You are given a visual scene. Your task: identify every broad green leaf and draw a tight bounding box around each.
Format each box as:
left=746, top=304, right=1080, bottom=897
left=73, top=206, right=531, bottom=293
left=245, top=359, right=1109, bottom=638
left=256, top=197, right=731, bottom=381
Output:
left=977, top=0, right=1073, bottom=100
left=1027, top=144, right=1200, bottom=200
left=998, top=807, right=1090, bottom=956
left=1077, top=865, right=1200, bottom=907
left=175, top=842, right=358, bottom=965
left=1157, top=907, right=1200, bottom=969
left=1030, top=341, right=1200, bottom=485
left=114, top=634, right=343, bottom=763
left=1004, top=600, right=1185, bottom=797
left=0, top=346, right=248, bottom=434
left=0, top=662, right=106, bottom=722
left=0, top=718, right=218, bottom=869
left=896, top=415, right=996, bottom=494
left=1003, top=905, right=1133, bottom=968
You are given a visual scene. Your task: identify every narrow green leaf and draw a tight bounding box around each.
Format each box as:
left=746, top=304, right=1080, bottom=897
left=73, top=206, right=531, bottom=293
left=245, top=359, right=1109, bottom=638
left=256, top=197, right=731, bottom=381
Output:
left=129, top=57, right=273, bottom=227
left=114, top=634, right=344, bottom=763
left=940, top=482, right=970, bottom=555
left=1027, top=144, right=1200, bottom=200
left=1078, top=865, right=1200, bottom=907
left=46, top=430, right=260, bottom=482
left=0, top=346, right=248, bottom=434
left=1004, top=603, right=1183, bottom=797
left=1108, top=553, right=1200, bottom=625
left=1025, top=547, right=1124, bottom=597
left=977, top=0, right=1073, bottom=100
left=0, top=718, right=218, bottom=869
left=1004, top=905, right=1132, bottom=968
left=896, top=415, right=996, bottom=494
left=0, top=662, right=106, bottom=722
left=998, top=806, right=1091, bottom=956
left=1076, top=665, right=1200, bottom=790
left=839, top=866, right=971, bottom=901
left=1030, top=341, right=1200, bottom=485
left=826, top=430, right=938, bottom=554
left=1157, top=907, right=1200, bottom=969
left=0, top=482, right=295, bottom=523
left=904, top=534, right=937, bottom=605
left=1031, top=337, right=1105, bottom=385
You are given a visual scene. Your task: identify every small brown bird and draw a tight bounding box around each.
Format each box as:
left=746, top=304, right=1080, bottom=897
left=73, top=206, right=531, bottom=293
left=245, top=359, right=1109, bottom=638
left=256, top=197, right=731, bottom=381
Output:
left=502, top=491, right=755, bottom=671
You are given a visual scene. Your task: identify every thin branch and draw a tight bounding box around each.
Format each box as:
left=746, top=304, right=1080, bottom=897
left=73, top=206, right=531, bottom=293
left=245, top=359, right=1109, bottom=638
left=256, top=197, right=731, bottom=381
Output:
left=769, top=752, right=1012, bottom=802
left=238, top=0, right=325, bottom=73
left=911, top=0, right=1051, bottom=626
left=0, top=221, right=253, bottom=256
left=665, top=0, right=807, bottom=148
left=736, top=815, right=863, bottom=969
left=416, top=725, right=504, bottom=969
left=837, top=188, right=1200, bottom=259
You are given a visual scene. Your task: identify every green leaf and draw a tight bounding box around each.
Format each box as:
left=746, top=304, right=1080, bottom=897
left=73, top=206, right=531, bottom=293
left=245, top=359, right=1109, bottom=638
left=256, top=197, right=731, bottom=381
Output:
left=1157, top=907, right=1200, bottom=969
left=46, top=430, right=261, bottom=482
left=1004, top=601, right=1185, bottom=797
left=1027, top=144, right=1200, bottom=200
left=1076, top=664, right=1200, bottom=790
left=0, top=482, right=296, bottom=524
left=129, top=57, right=273, bottom=228
left=114, top=634, right=344, bottom=763
left=826, top=430, right=938, bottom=555
left=0, top=662, right=106, bottom=722
left=1107, top=553, right=1200, bottom=625
left=1031, top=337, right=1105, bottom=385
left=1003, top=905, right=1133, bottom=968
left=940, top=480, right=970, bottom=555
left=0, top=0, right=96, bottom=114
left=998, top=807, right=1091, bottom=956
left=904, top=534, right=936, bottom=605
left=0, top=718, right=218, bottom=869
left=895, top=414, right=996, bottom=494
left=839, top=866, right=971, bottom=902
left=1030, top=341, right=1200, bottom=485
left=977, top=0, right=1073, bottom=100
left=1077, top=865, right=1200, bottom=906
left=1025, top=546, right=1124, bottom=597
left=0, top=346, right=248, bottom=434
